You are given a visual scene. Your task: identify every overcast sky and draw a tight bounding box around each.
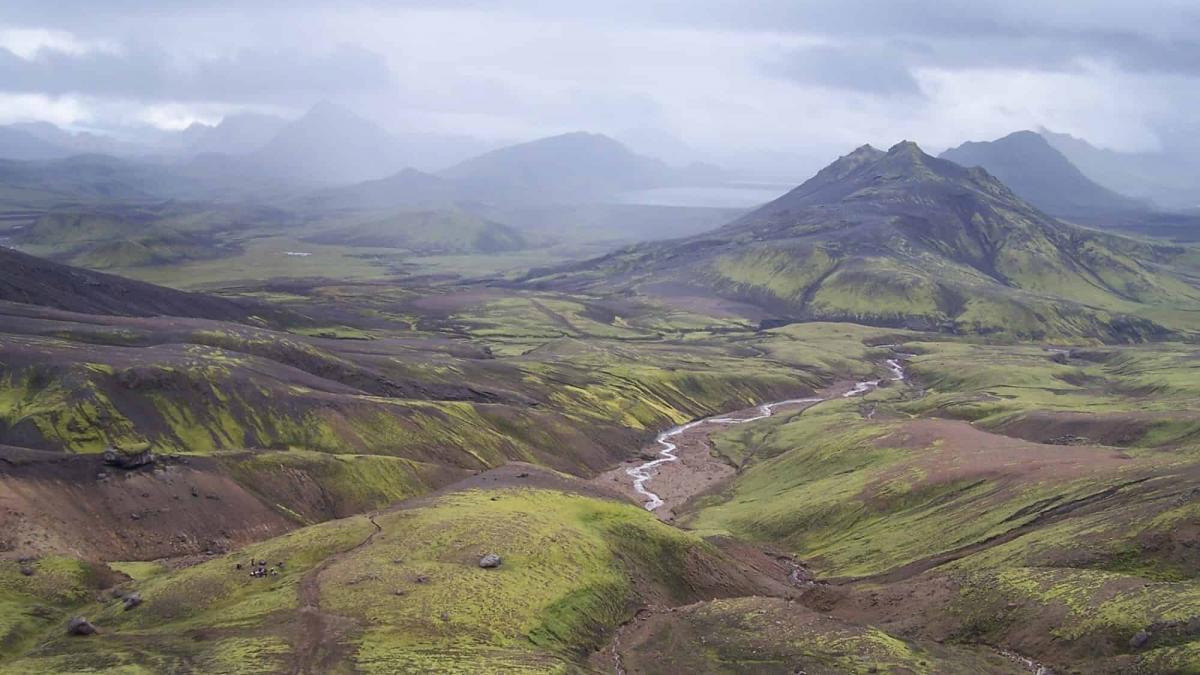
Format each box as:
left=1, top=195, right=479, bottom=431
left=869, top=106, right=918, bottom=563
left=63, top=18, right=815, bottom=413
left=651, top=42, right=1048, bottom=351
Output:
left=3, top=1, right=1200, bottom=173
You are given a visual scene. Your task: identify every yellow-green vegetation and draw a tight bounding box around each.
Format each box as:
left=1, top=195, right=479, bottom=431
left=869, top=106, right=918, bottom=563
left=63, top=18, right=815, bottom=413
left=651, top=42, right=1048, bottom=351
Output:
left=619, top=596, right=1023, bottom=674
left=323, top=488, right=748, bottom=673
left=220, top=450, right=454, bottom=521
left=105, top=562, right=168, bottom=583
left=0, top=557, right=115, bottom=662
left=1, top=487, right=766, bottom=673
left=899, top=340, right=1200, bottom=448
left=0, top=369, right=145, bottom=453
left=0, top=516, right=376, bottom=674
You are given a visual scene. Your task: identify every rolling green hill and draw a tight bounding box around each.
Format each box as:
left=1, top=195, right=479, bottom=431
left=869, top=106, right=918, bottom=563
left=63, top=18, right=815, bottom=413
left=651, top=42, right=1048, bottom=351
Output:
left=530, top=142, right=1200, bottom=341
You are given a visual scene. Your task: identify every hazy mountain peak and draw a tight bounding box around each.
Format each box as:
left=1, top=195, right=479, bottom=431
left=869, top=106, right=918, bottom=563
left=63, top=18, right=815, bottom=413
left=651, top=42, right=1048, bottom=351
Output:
left=245, top=102, right=404, bottom=184
left=940, top=130, right=1145, bottom=218
left=886, top=140, right=924, bottom=155
left=441, top=130, right=673, bottom=202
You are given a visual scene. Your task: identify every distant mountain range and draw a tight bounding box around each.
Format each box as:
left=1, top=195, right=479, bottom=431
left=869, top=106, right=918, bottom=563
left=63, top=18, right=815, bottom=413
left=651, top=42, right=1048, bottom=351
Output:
left=529, top=141, right=1200, bottom=341
left=939, top=131, right=1148, bottom=220
left=1039, top=130, right=1200, bottom=211
left=441, top=131, right=683, bottom=202
left=182, top=113, right=289, bottom=156
left=0, top=103, right=721, bottom=205
left=304, top=130, right=725, bottom=207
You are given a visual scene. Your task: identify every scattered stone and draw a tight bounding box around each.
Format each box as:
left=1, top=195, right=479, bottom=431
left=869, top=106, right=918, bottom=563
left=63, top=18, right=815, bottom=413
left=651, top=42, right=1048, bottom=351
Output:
left=490, top=496, right=500, bottom=501
left=19, top=565, right=34, bottom=577
left=1130, top=629, right=1152, bottom=650
left=122, top=593, right=142, bottom=611
left=130, top=512, right=141, bottom=520
left=478, top=553, right=502, bottom=569
left=102, top=448, right=155, bottom=470
left=393, top=589, right=406, bottom=596
left=415, top=575, right=430, bottom=584
left=1046, top=434, right=1090, bottom=446
left=391, top=558, right=404, bottom=565
left=516, top=472, right=530, bottom=478
left=67, top=616, right=96, bottom=636
left=440, top=612, right=450, bottom=622
left=96, top=472, right=107, bottom=480
left=190, top=487, right=199, bottom=497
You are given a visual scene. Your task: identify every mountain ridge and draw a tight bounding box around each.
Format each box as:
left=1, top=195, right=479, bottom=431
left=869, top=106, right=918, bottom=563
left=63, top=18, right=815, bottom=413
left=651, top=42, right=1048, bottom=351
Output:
left=939, top=130, right=1147, bottom=220
left=528, top=141, right=1200, bottom=341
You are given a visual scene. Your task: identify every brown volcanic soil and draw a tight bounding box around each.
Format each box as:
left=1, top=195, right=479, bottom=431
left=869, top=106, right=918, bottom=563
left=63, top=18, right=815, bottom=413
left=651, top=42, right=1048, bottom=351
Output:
left=986, top=409, right=1192, bottom=447
left=0, top=446, right=294, bottom=560
left=869, top=417, right=1138, bottom=490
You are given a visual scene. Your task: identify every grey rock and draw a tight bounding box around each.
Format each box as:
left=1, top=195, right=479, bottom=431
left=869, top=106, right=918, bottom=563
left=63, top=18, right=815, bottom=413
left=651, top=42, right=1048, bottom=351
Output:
left=478, top=553, right=502, bottom=569
left=67, top=616, right=96, bottom=636
left=1130, top=629, right=1152, bottom=650
left=122, top=592, right=142, bottom=611
left=103, top=448, right=155, bottom=470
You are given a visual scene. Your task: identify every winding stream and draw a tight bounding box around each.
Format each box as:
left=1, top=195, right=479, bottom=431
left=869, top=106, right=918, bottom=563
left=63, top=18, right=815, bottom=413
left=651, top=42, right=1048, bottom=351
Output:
left=627, top=357, right=909, bottom=511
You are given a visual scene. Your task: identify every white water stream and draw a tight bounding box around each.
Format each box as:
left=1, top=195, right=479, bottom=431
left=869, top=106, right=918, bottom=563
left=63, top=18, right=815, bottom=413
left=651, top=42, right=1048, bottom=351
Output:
left=627, top=357, right=909, bottom=511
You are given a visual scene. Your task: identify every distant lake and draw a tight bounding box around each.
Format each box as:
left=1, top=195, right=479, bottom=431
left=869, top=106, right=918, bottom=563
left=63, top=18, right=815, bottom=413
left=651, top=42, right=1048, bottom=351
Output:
left=614, top=183, right=792, bottom=209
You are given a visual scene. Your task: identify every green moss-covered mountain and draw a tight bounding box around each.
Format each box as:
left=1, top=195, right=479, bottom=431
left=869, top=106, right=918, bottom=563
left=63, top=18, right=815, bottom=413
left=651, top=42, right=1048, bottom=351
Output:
left=530, top=141, right=1200, bottom=341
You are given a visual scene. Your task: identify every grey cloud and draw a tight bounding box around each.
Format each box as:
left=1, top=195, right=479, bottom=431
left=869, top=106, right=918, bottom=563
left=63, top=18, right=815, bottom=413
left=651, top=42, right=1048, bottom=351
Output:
left=0, top=42, right=393, bottom=105
left=765, top=44, right=923, bottom=96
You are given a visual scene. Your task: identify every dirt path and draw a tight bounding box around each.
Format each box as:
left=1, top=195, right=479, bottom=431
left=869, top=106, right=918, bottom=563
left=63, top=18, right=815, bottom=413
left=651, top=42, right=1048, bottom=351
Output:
left=291, top=514, right=382, bottom=675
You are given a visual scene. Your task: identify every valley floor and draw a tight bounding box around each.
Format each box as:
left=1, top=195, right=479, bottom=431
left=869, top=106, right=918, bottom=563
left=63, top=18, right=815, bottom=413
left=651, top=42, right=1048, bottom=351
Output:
left=3, top=270, right=1200, bottom=673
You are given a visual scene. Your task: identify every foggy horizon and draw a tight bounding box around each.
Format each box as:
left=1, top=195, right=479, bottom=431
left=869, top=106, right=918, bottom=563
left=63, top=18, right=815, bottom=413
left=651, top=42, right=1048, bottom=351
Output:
left=5, top=1, right=1200, bottom=178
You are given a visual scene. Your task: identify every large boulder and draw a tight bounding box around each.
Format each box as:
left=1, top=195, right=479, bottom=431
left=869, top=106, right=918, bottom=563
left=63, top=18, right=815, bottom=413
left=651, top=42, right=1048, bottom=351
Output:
left=122, top=592, right=142, bottom=611
left=67, top=616, right=96, bottom=636
left=103, top=448, right=155, bottom=470
left=478, top=553, right=502, bottom=569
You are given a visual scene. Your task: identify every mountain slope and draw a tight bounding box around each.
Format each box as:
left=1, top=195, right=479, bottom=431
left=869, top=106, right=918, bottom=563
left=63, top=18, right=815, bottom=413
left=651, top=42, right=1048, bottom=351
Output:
left=1042, top=129, right=1200, bottom=210
left=0, top=126, right=73, bottom=161
left=248, top=102, right=407, bottom=184
left=939, top=131, right=1146, bottom=219
left=441, top=132, right=673, bottom=202
left=303, top=207, right=528, bottom=254
left=0, top=245, right=254, bottom=320
left=184, top=112, right=288, bottom=156
left=529, top=142, right=1200, bottom=341
left=303, top=167, right=464, bottom=210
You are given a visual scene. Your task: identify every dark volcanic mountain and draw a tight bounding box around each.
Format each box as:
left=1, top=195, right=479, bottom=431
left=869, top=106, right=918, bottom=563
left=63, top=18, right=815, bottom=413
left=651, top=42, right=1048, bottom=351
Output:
left=441, top=132, right=673, bottom=202
left=0, top=245, right=255, bottom=320
left=939, top=131, right=1146, bottom=220
left=530, top=141, right=1200, bottom=341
